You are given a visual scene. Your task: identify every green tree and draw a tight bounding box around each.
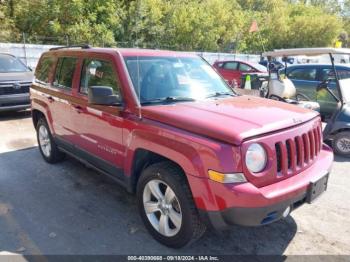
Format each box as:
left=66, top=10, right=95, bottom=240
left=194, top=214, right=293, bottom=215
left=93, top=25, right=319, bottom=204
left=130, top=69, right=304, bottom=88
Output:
left=0, top=0, right=346, bottom=52
left=0, top=0, right=19, bottom=42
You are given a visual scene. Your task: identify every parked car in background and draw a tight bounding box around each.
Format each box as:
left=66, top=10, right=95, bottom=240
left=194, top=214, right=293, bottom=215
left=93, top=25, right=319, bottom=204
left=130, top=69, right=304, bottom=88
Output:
left=31, top=46, right=333, bottom=248
left=213, top=60, right=267, bottom=87
left=0, top=53, right=33, bottom=112
left=283, top=64, right=350, bottom=118
left=259, top=59, right=285, bottom=70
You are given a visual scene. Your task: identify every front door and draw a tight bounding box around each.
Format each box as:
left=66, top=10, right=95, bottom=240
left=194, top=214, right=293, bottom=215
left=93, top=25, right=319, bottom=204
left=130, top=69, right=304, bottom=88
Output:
left=71, top=56, right=125, bottom=178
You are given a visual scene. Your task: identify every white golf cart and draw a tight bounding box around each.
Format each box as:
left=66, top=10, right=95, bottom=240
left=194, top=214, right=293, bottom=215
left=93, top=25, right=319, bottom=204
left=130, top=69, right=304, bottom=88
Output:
left=258, top=48, right=350, bottom=156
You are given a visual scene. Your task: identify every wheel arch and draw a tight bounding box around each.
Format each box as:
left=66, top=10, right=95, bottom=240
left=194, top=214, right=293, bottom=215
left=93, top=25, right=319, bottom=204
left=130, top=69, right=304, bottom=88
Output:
left=128, top=148, right=191, bottom=194
left=32, top=109, right=45, bottom=128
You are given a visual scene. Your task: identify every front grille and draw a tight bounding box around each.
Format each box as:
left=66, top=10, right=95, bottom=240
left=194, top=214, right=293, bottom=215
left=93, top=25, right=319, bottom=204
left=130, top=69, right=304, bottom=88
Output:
left=275, top=125, right=322, bottom=175
left=0, top=81, right=31, bottom=95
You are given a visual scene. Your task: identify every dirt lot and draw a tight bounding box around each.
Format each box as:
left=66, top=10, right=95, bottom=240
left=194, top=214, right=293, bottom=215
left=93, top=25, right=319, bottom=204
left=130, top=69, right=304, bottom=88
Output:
left=0, top=111, right=349, bottom=255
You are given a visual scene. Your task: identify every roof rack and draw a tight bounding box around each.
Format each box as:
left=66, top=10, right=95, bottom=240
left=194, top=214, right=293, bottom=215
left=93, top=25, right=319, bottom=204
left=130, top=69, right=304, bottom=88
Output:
left=49, top=44, right=91, bottom=51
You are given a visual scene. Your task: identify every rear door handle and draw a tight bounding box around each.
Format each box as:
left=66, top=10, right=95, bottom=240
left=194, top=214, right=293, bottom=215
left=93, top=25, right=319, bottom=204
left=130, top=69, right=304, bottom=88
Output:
left=72, top=104, right=84, bottom=114
left=47, top=96, right=54, bottom=102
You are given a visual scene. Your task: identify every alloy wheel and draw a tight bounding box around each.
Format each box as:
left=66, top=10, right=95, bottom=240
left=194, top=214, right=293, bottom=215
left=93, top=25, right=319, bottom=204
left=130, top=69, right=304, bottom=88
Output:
left=38, top=125, right=51, bottom=158
left=336, top=137, right=350, bottom=154
left=143, top=179, right=182, bottom=237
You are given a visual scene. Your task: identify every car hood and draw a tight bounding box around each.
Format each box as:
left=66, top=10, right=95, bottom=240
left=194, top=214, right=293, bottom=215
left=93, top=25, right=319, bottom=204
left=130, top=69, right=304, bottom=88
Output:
left=0, top=71, right=33, bottom=82
left=141, top=96, right=318, bottom=145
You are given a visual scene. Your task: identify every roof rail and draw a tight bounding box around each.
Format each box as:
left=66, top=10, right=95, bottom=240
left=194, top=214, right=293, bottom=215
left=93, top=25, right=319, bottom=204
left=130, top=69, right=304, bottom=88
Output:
left=49, top=44, right=91, bottom=51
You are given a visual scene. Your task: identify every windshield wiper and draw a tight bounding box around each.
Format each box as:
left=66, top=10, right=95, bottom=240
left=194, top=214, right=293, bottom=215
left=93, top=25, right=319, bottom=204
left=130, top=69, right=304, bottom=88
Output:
left=205, top=92, right=235, bottom=99
left=141, top=96, right=196, bottom=105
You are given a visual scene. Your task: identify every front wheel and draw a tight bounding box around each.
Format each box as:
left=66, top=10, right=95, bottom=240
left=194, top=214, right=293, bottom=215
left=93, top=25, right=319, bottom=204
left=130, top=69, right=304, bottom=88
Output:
left=332, top=131, right=350, bottom=157
left=136, top=162, right=206, bottom=248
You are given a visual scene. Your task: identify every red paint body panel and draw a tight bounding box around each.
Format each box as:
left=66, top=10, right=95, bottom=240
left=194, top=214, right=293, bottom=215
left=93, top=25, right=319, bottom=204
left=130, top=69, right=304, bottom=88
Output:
left=31, top=48, right=333, bottom=218
left=141, top=96, right=318, bottom=145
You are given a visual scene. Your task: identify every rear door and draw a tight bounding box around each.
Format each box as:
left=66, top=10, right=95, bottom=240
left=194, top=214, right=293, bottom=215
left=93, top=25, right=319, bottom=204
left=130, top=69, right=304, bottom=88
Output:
left=50, top=56, right=79, bottom=144
left=70, top=54, right=125, bottom=178
left=287, top=66, right=318, bottom=100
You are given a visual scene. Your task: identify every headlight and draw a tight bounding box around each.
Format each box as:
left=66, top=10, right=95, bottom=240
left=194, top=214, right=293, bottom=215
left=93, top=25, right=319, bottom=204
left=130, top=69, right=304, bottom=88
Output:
left=245, top=143, right=267, bottom=173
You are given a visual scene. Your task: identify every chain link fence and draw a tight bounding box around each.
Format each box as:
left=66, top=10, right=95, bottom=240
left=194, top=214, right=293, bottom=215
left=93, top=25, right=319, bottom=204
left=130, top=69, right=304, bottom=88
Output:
left=0, top=33, right=261, bottom=69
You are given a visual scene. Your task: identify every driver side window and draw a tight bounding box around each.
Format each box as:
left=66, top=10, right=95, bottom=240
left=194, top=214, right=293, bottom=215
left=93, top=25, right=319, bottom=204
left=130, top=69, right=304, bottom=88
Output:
left=239, top=63, right=253, bottom=72
left=80, top=59, right=121, bottom=96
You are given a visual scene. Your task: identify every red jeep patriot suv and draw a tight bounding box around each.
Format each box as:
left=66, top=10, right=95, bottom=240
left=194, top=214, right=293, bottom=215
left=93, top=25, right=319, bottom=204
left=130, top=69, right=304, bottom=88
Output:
left=31, top=45, right=333, bottom=248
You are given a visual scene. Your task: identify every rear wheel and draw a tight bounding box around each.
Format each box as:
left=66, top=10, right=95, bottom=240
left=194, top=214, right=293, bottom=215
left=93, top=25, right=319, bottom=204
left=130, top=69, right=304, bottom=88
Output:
left=36, top=118, right=65, bottom=163
left=332, top=131, right=350, bottom=157
left=136, top=162, right=206, bottom=248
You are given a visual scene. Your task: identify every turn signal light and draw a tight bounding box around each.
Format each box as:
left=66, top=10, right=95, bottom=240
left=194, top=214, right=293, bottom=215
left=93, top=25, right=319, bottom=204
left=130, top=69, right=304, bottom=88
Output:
left=208, top=170, right=247, bottom=184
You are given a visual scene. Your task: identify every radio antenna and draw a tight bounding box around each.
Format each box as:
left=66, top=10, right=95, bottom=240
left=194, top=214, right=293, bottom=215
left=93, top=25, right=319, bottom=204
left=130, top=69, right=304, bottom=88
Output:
left=137, top=55, right=142, bottom=119
left=136, top=0, right=142, bottom=119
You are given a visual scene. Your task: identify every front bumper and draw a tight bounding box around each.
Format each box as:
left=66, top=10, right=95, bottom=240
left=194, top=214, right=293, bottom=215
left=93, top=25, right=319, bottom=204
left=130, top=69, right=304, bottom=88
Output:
left=199, top=191, right=307, bottom=229
left=188, top=144, right=333, bottom=229
left=0, top=93, right=30, bottom=112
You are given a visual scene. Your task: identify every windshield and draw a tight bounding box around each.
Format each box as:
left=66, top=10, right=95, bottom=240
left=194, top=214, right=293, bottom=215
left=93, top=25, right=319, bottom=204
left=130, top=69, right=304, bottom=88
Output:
left=339, top=78, right=350, bottom=103
left=0, top=54, right=29, bottom=73
left=123, top=56, right=235, bottom=104
left=252, top=63, right=267, bottom=72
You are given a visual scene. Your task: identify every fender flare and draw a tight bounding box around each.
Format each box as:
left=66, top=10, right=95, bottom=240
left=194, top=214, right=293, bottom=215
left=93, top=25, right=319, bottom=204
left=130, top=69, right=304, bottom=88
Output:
left=124, top=129, right=205, bottom=179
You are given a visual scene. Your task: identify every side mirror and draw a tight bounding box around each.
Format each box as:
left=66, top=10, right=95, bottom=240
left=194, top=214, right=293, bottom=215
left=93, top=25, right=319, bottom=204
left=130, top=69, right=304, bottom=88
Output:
left=88, top=86, right=122, bottom=106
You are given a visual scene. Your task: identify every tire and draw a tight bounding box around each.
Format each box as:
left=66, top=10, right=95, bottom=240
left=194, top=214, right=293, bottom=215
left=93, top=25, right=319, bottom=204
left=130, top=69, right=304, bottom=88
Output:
left=332, top=131, right=350, bottom=157
left=136, top=161, right=206, bottom=248
left=36, top=117, right=65, bottom=163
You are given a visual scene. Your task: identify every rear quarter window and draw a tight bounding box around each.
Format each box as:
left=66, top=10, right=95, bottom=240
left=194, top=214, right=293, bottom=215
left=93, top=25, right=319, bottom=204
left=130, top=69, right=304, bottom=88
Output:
left=35, top=56, right=55, bottom=85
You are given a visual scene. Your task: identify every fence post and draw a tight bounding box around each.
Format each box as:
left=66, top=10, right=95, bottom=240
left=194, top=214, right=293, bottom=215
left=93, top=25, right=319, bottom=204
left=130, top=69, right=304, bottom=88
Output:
left=22, top=32, right=28, bottom=66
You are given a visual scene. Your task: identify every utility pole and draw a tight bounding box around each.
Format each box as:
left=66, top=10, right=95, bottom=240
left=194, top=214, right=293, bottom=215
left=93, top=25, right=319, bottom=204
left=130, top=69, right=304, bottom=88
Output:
left=22, top=32, right=28, bottom=66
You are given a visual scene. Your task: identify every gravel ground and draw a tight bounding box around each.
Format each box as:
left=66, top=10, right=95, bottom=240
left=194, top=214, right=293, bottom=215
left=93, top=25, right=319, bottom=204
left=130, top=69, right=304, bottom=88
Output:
left=0, top=111, right=349, bottom=256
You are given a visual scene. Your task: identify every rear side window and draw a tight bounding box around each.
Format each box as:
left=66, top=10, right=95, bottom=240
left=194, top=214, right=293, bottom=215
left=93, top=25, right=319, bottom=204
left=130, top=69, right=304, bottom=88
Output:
left=35, top=56, right=54, bottom=84
left=288, top=67, right=317, bottom=81
left=53, top=57, right=77, bottom=89
left=80, top=59, right=121, bottom=96
left=223, top=62, right=238, bottom=70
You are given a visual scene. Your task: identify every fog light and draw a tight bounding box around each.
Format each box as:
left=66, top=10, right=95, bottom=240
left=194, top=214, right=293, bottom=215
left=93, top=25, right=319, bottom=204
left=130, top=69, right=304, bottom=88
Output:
left=282, top=206, right=291, bottom=218
left=208, top=170, right=247, bottom=184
